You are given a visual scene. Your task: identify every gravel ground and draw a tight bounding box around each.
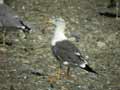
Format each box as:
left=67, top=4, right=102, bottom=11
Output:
left=0, top=0, right=120, bottom=90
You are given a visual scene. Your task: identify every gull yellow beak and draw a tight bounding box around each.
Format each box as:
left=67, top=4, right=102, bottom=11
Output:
left=47, top=17, right=54, bottom=25
left=41, top=17, right=53, bottom=34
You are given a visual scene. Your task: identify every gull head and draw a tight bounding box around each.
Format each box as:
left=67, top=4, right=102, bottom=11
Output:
left=49, top=17, right=67, bottom=46
left=48, top=16, right=66, bottom=28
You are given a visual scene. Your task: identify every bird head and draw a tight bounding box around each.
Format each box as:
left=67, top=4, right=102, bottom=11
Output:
left=49, top=16, right=65, bottom=25
left=47, top=16, right=66, bottom=28
left=43, top=16, right=66, bottom=34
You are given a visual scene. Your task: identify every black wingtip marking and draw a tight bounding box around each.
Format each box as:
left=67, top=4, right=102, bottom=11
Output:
left=19, top=20, right=31, bottom=33
left=83, top=65, right=98, bottom=74
left=24, top=25, right=31, bottom=32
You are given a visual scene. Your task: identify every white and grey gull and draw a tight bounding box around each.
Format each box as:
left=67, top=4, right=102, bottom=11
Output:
left=48, top=17, right=98, bottom=77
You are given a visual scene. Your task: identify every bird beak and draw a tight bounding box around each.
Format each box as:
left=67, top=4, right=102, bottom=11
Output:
left=41, top=17, right=53, bottom=34
left=47, top=17, right=53, bottom=25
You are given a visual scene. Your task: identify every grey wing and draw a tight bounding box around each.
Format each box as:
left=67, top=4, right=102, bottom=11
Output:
left=0, top=4, right=25, bottom=28
left=53, top=41, right=87, bottom=66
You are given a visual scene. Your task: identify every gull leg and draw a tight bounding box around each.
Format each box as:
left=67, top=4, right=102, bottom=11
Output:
left=64, top=66, right=71, bottom=79
left=47, top=64, right=62, bottom=87
left=63, top=66, right=74, bottom=80
left=48, top=66, right=61, bottom=82
left=66, top=66, right=70, bottom=76
left=56, top=64, right=62, bottom=80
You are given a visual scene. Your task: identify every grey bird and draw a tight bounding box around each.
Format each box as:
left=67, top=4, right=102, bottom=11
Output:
left=0, top=0, right=31, bottom=45
left=0, top=0, right=30, bottom=32
left=48, top=17, right=98, bottom=78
